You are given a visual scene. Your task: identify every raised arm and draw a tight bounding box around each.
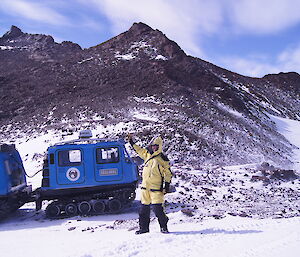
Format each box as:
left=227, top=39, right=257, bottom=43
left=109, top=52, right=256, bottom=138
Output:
left=127, top=134, right=151, bottom=161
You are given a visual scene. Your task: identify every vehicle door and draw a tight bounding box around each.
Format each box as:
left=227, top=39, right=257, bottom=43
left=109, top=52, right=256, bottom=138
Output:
left=94, top=146, right=123, bottom=182
left=56, top=148, right=85, bottom=185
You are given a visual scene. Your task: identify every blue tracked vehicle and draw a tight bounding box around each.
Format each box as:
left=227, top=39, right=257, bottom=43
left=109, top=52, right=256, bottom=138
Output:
left=36, top=131, right=138, bottom=218
left=0, top=131, right=138, bottom=220
left=0, top=144, right=32, bottom=219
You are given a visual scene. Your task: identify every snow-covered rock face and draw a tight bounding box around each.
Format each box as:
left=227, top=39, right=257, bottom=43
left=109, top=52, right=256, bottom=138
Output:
left=0, top=22, right=299, bottom=168
left=114, top=41, right=169, bottom=61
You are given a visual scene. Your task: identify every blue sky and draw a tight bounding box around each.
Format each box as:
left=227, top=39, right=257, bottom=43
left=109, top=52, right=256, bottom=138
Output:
left=1, top=0, right=300, bottom=78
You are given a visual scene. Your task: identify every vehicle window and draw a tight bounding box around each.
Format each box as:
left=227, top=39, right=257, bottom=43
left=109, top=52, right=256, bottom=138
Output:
left=5, top=159, right=25, bottom=186
left=96, top=147, right=119, bottom=164
left=69, top=150, right=81, bottom=162
left=4, top=160, right=11, bottom=175
left=58, top=149, right=82, bottom=166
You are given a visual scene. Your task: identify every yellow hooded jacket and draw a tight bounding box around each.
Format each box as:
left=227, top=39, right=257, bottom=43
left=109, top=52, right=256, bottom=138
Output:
left=133, top=136, right=172, bottom=191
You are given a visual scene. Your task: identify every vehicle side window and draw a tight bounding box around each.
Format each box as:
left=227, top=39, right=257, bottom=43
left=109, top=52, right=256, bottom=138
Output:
left=4, top=160, right=11, bottom=175
left=5, top=159, right=24, bottom=186
left=96, top=147, right=119, bottom=164
left=58, top=150, right=82, bottom=166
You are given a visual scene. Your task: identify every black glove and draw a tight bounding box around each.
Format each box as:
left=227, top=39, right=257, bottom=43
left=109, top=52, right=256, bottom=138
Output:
left=129, top=138, right=134, bottom=146
left=126, top=134, right=135, bottom=146
left=164, top=182, right=170, bottom=193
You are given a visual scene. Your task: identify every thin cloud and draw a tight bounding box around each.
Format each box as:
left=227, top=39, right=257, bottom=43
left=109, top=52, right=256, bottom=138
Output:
left=218, top=43, right=300, bottom=77
left=226, top=0, right=300, bottom=34
left=278, top=44, right=300, bottom=72
left=0, top=0, right=69, bottom=26
left=219, top=56, right=281, bottom=77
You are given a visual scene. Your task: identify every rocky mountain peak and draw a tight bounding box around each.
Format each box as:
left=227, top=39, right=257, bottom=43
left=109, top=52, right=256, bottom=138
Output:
left=128, top=22, right=154, bottom=36
left=0, top=25, right=55, bottom=47
left=128, top=22, right=186, bottom=59
left=94, top=22, right=185, bottom=60
left=2, top=25, right=23, bottom=39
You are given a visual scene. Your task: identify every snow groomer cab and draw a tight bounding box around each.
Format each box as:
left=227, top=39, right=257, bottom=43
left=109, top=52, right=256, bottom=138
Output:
left=0, top=144, right=32, bottom=219
left=37, top=130, right=138, bottom=218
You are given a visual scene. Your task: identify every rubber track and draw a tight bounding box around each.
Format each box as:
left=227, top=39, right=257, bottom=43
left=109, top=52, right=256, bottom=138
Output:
left=45, top=189, right=136, bottom=219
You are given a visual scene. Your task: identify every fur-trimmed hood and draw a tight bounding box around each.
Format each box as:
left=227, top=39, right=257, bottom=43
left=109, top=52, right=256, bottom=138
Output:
left=149, top=136, right=163, bottom=156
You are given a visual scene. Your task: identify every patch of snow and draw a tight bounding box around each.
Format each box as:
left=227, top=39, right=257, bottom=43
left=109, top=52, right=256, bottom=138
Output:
left=217, top=103, right=243, bottom=118
left=78, top=57, right=94, bottom=64
left=113, top=41, right=169, bottom=61
left=189, top=142, right=198, bottom=151
left=240, top=84, right=250, bottom=93
left=0, top=45, right=14, bottom=50
left=122, top=41, right=167, bottom=61
left=268, top=114, right=300, bottom=171
left=132, top=111, right=159, bottom=122
left=218, top=75, right=251, bottom=94
left=0, top=45, right=28, bottom=51
left=115, top=52, right=136, bottom=60
left=260, top=100, right=281, bottom=114
left=155, top=55, right=168, bottom=61
left=130, top=41, right=153, bottom=50
left=132, top=96, right=162, bottom=104
left=214, top=87, right=223, bottom=91
left=91, top=114, right=105, bottom=121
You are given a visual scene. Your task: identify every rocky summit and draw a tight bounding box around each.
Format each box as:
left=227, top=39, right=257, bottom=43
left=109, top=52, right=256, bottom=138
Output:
left=0, top=22, right=299, bottom=167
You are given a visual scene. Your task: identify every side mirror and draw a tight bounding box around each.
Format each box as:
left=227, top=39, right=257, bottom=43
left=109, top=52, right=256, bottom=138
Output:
left=125, top=157, right=132, bottom=163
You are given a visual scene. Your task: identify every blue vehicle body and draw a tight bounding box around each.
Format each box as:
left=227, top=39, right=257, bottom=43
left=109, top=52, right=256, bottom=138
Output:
left=0, top=144, right=31, bottom=219
left=42, top=140, right=137, bottom=190
left=37, top=138, right=138, bottom=218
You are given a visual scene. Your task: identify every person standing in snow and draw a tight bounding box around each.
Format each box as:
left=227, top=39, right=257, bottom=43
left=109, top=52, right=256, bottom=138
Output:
left=127, top=134, right=172, bottom=234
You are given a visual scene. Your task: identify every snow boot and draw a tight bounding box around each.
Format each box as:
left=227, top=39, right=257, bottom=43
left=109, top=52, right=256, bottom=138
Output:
left=160, top=227, right=169, bottom=234
left=135, top=229, right=150, bottom=235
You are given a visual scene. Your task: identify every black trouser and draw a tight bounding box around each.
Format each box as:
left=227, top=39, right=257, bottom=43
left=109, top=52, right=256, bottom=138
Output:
left=139, top=204, right=169, bottom=231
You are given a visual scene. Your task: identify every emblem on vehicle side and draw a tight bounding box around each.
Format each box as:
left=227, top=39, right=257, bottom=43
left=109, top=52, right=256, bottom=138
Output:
left=66, top=167, right=80, bottom=181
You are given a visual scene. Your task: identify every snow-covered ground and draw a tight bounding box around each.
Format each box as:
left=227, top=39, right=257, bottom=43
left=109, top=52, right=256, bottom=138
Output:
left=269, top=114, right=300, bottom=171
left=1, top=212, right=300, bottom=257
left=0, top=114, right=300, bottom=257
